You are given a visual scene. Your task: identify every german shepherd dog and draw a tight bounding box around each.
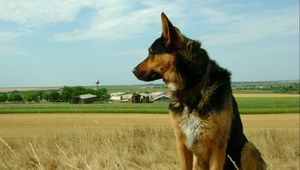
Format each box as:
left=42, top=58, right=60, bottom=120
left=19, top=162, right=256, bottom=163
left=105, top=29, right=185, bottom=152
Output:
left=133, top=13, right=266, bottom=170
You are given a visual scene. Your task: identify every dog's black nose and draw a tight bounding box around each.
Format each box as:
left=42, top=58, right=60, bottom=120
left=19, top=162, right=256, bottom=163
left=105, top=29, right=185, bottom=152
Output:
left=132, top=68, right=137, bottom=75
left=132, top=67, right=147, bottom=80
left=133, top=67, right=141, bottom=78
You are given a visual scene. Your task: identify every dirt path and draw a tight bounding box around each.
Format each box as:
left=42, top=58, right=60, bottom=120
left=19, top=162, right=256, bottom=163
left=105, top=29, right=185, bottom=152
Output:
left=0, top=113, right=298, bottom=137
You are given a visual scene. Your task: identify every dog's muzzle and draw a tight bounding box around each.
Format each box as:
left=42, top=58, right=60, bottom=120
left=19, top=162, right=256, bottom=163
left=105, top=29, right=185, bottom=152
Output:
left=132, top=67, right=162, bottom=82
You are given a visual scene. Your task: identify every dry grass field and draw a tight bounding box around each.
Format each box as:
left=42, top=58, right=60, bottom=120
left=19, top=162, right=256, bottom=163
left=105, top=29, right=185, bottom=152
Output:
left=0, top=113, right=299, bottom=170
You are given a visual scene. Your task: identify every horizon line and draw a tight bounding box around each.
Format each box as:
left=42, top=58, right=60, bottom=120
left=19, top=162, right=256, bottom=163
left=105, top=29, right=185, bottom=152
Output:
left=0, top=79, right=298, bottom=89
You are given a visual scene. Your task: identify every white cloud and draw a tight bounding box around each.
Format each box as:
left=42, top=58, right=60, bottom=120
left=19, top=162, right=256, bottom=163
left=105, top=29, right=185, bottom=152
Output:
left=0, top=0, right=298, bottom=45
left=0, top=31, right=23, bottom=56
left=0, top=32, right=20, bottom=42
left=0, top=0, right=96, bottom=55
left=52, top=0, right=299, bottom=44
left=111, top=48, right=145, bottom=58
left=0, top=0, right=176, bottom=41
left=196, top=6, right=299, bottom=46
left=0, top=0, right=95, bottom=27
left=0, top=44, right=22, bottom=56
left=52, top=1, right=181, bottom=41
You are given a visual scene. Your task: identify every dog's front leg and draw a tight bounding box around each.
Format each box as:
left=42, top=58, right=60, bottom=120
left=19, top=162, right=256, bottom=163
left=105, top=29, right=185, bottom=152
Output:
left=177, top=141, right=193, bottom=170
left=209, top=145, right=227, bottom=170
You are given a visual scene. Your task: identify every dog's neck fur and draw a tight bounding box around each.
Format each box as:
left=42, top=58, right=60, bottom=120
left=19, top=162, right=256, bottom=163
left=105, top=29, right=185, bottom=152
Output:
left=171, top=65, right=212, bottom=113
left=169, top=40, right=231, bottom=114
left=175, top=60, right=211, bottom=99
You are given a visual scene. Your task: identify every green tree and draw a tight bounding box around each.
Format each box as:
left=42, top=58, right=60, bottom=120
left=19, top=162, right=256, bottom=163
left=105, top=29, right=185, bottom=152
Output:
left=61, top=86, right=73, bottom=102
left=96, top=88, right=110, bottom=101
left=7, top=94, right=23, bottom=102
left=61, top=86, right=109, bottom=102
left=42, top=91, right=50, bottom=101
left=0, top=93, right=7, bottom=102
left=48, top=91, right=61, bottom=102
left=72, top=86, right=87, bottom=96
left=24, top=92, right=40, bottom=102
left=85, top=88, right=97, bottom=95
left=36, top=91, right=44, bottom=100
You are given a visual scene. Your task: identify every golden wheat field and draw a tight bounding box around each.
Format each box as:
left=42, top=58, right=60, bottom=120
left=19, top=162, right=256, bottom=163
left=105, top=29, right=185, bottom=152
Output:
left=0, top=113, right=299, bottom=170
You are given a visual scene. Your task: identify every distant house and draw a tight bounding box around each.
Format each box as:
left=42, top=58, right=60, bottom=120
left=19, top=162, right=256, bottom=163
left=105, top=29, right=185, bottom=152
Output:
left=131, top=92, right=170, bottom=103
left=71, top=94, right=97, bottom=104
left=110, top=92, right=125, bottom=101
left=132, top=93, right=150, bottom=103
left=110, top=95, right=122, bottom=101
left=110, top=92, right=126, bottom=97
left=152, top=94, right=170, bottom=102
left=121, top=94, right=133, bottom=102
left=149, top=91, right=164, bottom=101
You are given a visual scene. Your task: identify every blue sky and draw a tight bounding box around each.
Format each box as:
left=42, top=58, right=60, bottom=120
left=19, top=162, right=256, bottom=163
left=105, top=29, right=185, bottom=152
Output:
left=0, top=0, right=299, bottom=87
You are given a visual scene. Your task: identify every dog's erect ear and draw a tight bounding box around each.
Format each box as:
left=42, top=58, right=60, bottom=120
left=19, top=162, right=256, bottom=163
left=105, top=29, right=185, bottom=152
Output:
left=161, top=12, right=184, bottom=49
left=161, top=12, right=173, bottom=45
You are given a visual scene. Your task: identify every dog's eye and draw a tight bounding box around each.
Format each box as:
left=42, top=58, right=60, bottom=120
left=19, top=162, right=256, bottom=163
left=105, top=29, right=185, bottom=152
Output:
left=148, top=48, right=153, bottom=54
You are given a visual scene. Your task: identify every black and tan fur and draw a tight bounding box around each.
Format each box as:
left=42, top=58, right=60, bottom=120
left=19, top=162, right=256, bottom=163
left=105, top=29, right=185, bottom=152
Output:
left=133, top=13, right=266, bottom=170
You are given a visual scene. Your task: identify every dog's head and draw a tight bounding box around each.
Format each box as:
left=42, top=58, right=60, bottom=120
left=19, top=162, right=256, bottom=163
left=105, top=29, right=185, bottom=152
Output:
left=133, top=13, right=209, bottom=92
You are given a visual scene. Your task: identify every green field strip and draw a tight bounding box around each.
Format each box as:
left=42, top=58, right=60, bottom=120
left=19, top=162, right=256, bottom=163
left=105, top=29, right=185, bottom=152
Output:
left=0, top=97, right=299, bottom=114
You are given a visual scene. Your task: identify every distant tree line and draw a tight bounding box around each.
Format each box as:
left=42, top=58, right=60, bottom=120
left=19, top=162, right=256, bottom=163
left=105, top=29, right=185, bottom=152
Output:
left=232, top=83, right=299, bottom=94
left=60, top=86, right=110, bottom=102
left=0, top=86, right=110, bottom=103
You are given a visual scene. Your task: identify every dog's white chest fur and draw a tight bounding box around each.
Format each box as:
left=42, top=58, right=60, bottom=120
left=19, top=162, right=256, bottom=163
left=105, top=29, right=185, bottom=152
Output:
left=180, top=113, right=203, bottom=149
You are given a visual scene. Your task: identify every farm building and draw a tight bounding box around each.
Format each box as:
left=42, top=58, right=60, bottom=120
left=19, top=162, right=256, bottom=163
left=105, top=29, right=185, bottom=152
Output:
left=152, top=94, right=170, bottom=102
left=110, top=92, right=125, bottom=101
left=109, top=92, right=133, bottom=102
left=109, top=91, right=169, bottom=103
left=132, top=93, right=150, bottom=103
left=121, top=94, right=133, bottom=102
left=149, top=91, right=164, bottom=100
left=71, top=94, right=97, bottom=104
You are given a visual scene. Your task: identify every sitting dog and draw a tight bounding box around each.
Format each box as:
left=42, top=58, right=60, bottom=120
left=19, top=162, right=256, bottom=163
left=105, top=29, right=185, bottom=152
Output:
left=133, top=12, right=266, bottom=170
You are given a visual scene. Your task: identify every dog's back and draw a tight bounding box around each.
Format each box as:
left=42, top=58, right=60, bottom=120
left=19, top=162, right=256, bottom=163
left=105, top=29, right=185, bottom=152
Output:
left=240, top=142, right=267, bottom=170
left=225, top=97, right=266, bottom=169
